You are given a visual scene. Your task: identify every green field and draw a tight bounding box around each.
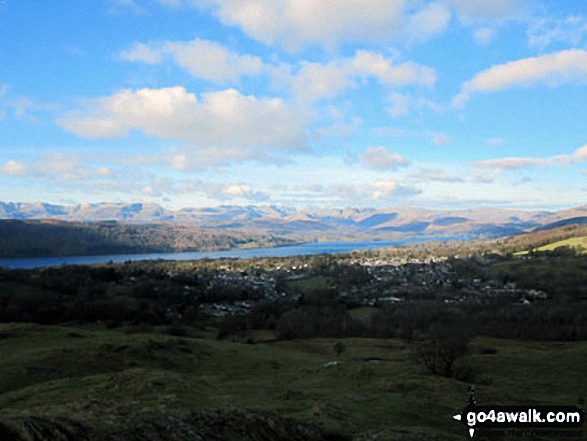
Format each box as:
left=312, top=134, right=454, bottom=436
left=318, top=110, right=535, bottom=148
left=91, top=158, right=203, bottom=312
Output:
left=515, top=236, right=587, bottom=255
left=285, top=276, right=333, bottom=293
left=0, top=323, right=585, bottom=440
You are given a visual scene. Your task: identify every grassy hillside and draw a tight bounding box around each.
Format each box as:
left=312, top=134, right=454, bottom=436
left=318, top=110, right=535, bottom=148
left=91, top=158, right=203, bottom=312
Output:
left=0, top=323, right=585, bottom=440
left=498, top=223, right=587, bottom=254
left=515, top=236, right=587, bottom=255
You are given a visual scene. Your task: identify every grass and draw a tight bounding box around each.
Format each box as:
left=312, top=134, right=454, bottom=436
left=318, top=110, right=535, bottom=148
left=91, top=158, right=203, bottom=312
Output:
left=284, top=276, right=333, bottom=293
left=0, top=323, right=586, bottom=440
left=515, top=236, right=587, bottom=255
left=348, top=306, right=378, bottom=326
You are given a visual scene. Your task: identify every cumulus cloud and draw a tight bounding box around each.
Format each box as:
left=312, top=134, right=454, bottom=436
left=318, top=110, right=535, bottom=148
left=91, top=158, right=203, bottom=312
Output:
left=119, top=38, right=435, bottom=104
left=165, top=39, right=266, bottom=82
left=289, top=50, right=436, bottom=103
left=203, top=183, right=270, bottom=202
left=329, top=180, right=421, bottom=202
left=292, top=61, right=355, bottom=102
left=118, top=38, right=284, bottom=85
left=552, top=145, right=587, bottom=166
left=350, top=50, right=436, bottom=87
left=59, top=86, right=310, bottom=159
left=454, top=49, right=587, bottom=106
left=194, top=0, right=451, bottom=51
left=357, top=146, right=408, bottom=170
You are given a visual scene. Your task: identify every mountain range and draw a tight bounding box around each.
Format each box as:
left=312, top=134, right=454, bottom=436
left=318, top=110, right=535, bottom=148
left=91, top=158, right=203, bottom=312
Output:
left=2, top=201, right=587, bottom=241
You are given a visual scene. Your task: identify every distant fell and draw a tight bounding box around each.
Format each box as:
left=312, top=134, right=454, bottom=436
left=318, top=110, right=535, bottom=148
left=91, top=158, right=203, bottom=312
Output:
left=1, top=201, right=586, bottom=248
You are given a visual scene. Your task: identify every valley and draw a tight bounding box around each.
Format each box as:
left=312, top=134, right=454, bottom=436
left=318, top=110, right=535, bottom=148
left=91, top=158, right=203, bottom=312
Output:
left=1, top=223, right=586, bottom=440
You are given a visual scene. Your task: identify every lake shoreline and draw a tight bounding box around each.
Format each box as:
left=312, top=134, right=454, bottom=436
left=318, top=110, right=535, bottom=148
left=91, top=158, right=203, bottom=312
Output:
left=0, top=236, right=467, bottom=269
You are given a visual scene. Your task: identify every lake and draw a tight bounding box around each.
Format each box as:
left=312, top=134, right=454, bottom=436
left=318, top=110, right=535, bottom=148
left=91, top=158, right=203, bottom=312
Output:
left=0, top=238, right=458, bottom=269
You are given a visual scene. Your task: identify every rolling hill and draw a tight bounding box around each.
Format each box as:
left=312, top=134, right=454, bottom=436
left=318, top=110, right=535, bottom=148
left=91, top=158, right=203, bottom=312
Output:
left=1, top=201, right=587, bottom=257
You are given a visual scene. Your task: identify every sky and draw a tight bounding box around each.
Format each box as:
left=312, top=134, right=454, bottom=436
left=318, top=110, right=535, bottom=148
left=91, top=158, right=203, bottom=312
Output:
left=1, top=0, right=586, bottom=211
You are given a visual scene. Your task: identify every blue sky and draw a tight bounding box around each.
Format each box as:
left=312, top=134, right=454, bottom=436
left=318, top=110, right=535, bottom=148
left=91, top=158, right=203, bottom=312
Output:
left=1, top=0, right=586, bottom=210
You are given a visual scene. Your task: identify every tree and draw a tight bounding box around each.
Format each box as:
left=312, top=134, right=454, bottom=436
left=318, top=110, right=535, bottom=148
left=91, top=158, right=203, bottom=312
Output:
left=412, top=323, right=472, bottom=378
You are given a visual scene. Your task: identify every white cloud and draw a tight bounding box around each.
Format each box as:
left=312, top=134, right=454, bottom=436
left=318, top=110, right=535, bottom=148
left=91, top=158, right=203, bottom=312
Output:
left=471, top=144, right=587, bottom=171
left=447, top=0, right=525, bottom=24
left=314, top=116, right=362, bottom=139
left=472, top=157, right=548, bottom=170
left=0, top=154, right=121, bottom=183
left=350, top=50, right=436, bottom=87
left=128, top=145, right=294, bottom=171
left=357, top=146, right=408, bottom=170
left=39, top=153, right=119, bottom=182
left=406, top=2, right=451, bottom=41
left=472, top=171, right=498, bottom=183
left=0, top=87, right=57, bottom=121
left=528, top=15, right=587, bottom=49
left=552, top=145, right=587, bottom=166
left=444, top=0, right=526, bottom=45
left=119, top=39, right=435, bottom=104
left=59, top=86, right=310, bottom=156
left=386, top=92, right=446, bottom=117
left=410, top=168, right=464, bottom=182
left=454, top=49, right=587, bottom=105
left=292, top=61, right=355, bottom=102
left=194, top=0, right=451, bottom=51
left=165, top=39, right=267, bottom=82
left=473, top=27, right=495, bottom=44
left=388, top=92, right=410, bottom=117
left=118, top=38, right=290, bottom=87
left=203, top=183, right=270, bottom=202
left=0, top=160, right=27, bottom=176
left=372, top=180, right=413, bottom=199
left=431, top=133, right=452, bottom=146
left=293, top=51, right=435, bottom=103
left=118, top=42, right=162, bottom=64
left=329, top=180, right=421, bottom=202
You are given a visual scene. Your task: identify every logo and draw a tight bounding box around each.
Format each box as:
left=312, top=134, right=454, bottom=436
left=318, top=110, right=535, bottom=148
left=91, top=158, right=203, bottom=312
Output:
left=452, top=387, right=585, bottom=438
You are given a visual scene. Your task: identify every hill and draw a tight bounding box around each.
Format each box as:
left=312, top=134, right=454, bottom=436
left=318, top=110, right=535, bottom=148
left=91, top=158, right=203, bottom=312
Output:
left=2, top=202, right=587, bottom=258
left=0, top=323, right=585, bottom=440
left=1, top=201, right=582, bottom=239
left=0, top=219, right=294, bottom=257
